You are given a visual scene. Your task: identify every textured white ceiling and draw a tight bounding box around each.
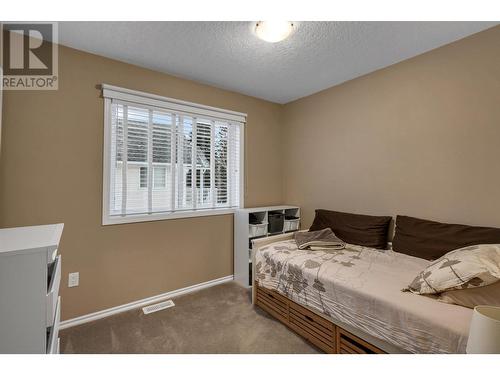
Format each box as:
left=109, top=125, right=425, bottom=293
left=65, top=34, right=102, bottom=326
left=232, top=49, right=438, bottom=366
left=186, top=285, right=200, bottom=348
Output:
left=58, top=21, right=498, bottom=104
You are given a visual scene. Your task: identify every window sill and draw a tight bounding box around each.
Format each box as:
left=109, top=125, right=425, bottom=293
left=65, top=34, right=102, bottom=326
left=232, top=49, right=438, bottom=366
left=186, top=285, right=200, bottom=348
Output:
left=102, top=208, right=236, bottom=226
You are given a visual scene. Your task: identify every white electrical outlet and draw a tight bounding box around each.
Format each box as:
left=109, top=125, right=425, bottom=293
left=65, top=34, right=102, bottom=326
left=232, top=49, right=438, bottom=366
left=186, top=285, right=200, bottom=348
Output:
left=68, top=272, right=79, bottom=287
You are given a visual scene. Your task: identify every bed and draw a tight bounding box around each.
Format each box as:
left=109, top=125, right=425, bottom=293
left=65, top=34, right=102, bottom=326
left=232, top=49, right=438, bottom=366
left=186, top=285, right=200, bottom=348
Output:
left=252, top=233, right=473, bottom=354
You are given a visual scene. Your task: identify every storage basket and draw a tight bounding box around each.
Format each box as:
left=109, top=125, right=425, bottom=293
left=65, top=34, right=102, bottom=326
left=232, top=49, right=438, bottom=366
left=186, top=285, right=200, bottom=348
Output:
left=283, top=218, right=300, bottom=232
left=249, top=222, right=267, bottom=238
left=268, top=213, right=285, bottom=234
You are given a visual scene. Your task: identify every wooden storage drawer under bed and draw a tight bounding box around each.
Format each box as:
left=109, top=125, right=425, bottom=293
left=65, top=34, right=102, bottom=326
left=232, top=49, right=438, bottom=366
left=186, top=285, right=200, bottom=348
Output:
left=336, top=328, right=385, bottom=354
left=289, top=300, right=336, bottom=353
left=255, top=282, right=385, bottom=354
left=255, top=285, right=288, bottom=324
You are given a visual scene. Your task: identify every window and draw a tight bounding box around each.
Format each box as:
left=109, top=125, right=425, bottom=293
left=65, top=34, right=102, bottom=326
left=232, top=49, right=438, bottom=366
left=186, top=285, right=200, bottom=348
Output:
left=102, top=84, right=245, bottom=224
left=139, top=167, right=148, bottom=188
left=153, top=166, right=166, bottom=189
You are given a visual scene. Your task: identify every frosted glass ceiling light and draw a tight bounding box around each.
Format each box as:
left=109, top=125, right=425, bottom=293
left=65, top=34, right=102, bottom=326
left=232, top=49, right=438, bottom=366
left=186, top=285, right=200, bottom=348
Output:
left=255, top=21, right=294, bottom=43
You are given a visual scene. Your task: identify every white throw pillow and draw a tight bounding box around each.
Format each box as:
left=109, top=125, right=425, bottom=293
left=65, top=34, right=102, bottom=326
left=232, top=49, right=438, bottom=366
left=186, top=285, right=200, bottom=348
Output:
left=406, top=244, right=500, bottom=295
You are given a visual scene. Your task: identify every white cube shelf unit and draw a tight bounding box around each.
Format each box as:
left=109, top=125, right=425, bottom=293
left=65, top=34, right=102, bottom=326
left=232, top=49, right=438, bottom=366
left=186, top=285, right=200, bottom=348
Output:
left=234, top=205, right=300, bottom=287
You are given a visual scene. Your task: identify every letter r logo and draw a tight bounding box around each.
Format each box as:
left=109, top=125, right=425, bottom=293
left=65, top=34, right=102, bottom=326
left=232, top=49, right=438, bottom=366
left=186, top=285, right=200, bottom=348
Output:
left=2, top=23, right=53, bottom=75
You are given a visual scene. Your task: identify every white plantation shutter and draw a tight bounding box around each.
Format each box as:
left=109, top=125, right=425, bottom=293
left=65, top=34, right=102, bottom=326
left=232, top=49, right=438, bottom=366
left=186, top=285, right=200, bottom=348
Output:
left=152, top=110, right=174, bottom=212
left=102, top=85, right=245, bottom=224
left=214, top=122, right=229, bottom=206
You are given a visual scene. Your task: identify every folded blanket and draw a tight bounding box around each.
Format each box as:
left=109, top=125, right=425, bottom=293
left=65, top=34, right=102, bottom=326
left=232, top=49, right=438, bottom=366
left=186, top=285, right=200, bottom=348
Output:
left=294, top=228, right=345, bottom=250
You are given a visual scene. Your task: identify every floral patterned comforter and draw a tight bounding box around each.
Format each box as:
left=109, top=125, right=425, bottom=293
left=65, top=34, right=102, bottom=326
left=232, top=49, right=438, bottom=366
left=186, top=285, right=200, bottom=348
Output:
left=254, top=240, right=473, bottom=353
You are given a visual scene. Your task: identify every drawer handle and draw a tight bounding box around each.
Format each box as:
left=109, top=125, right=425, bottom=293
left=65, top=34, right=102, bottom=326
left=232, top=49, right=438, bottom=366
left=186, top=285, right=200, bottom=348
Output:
left=266, top=293, right=275, bottom=299
left=304, top=315, right=314, bottom=322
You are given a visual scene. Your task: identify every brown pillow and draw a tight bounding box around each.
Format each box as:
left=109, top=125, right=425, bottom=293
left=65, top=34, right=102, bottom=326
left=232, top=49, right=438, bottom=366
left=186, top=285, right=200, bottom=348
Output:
left=392, top=215, right=500, bottom=261
left=438, top=281, right=500, bottom=309
left=309, top=209, right=392, bottom=249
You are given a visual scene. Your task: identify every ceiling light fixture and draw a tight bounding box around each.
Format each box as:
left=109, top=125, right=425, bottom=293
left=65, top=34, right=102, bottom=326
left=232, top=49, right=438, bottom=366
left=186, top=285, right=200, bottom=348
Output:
left=254, top=21, right=294, bottom=43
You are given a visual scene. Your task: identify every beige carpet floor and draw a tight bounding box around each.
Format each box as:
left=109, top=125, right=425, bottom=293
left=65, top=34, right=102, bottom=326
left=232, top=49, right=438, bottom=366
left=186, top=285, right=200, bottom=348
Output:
left=60, top=281, right=320, bottom=354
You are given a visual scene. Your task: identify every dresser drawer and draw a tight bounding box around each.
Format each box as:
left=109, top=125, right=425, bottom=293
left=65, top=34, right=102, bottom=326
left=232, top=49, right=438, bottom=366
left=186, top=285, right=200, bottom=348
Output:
left=47, top=297, right=61, bottom=354
left=47, top=247, right=58, bottom=264
left=46, top=255, right=61, bottom=326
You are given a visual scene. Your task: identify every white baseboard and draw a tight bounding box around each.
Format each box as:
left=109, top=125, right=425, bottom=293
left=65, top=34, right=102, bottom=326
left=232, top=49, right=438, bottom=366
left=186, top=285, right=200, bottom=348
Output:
left=60, top=275, right=234, bottom=330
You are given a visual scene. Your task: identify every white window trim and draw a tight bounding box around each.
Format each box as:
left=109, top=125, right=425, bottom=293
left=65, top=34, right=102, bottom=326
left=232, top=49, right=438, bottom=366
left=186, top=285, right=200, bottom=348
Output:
left=101, top=84, right=246, bottom=123
left=102, top=85, right=245, bottom=226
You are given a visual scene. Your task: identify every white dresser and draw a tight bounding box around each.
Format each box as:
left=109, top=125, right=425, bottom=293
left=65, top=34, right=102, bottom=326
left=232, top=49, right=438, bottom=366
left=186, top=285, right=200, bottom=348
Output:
left=0, top=224, right=64, bottom=354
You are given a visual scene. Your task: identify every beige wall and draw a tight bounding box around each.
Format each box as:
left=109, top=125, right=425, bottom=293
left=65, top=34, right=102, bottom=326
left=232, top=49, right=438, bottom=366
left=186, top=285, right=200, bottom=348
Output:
left=0, top=45, right=284, bottom=320
left=282, top=26, right=500, bottom=229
